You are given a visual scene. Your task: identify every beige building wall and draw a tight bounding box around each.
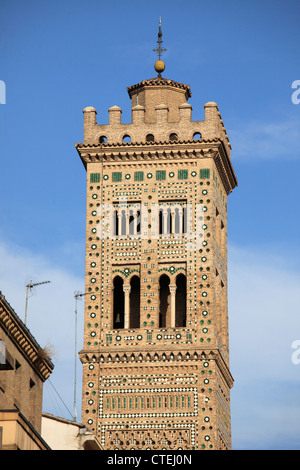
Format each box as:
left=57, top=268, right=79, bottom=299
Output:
left=41, top=413, right=102, bottom=450
left=0, top=409, right=51, bottom=450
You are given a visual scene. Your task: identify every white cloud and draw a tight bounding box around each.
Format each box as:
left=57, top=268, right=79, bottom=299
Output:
left=230, top=117, right=300, bottom=160
left=228, top=244, right=300, bottom=449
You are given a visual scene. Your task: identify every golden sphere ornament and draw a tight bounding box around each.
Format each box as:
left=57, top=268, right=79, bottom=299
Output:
left=154, top=60, right=165, bottom=74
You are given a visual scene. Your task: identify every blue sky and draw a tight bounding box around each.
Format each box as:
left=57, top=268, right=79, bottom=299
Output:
left=0, top=0, right=299, bottom=450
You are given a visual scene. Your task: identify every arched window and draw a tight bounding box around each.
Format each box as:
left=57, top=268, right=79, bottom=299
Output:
left=169, top=133, right=178, bottom=142
left=193, top=132, right=202, bottom=141
left=122, top=134, right=131, bottom=143
left=175, top=274, right=186, bottom=327
left=159, top=274, right=170, bottom=327
left=99, top=135, right=107, bottom=143
left=146, top=133, right=155, bottom=142
left=159, top=202, right=187, bottom=235
left=130, top=276, right=140, bottom=328
left=113, top=276, right=124, bottom=329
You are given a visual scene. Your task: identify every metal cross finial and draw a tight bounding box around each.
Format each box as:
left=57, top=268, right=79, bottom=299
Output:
left=153, top=17, right=167, bottom=60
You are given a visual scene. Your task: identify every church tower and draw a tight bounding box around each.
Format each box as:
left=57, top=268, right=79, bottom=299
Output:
left=76, top=22, right=237, bottom=450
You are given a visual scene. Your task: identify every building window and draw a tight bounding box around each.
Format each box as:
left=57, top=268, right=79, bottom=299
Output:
left=113, top=276, right=124, bottom=329
left=169, top=133, right=178, bottom=142
left=113, top=275, right=140, bottom=329
left=146, top=134, right=155, bottom=142
left=113, top=206, right=141, bottom=237
left=158, top=273, right=186, bottom=328
left=159, top=274, right=170, bottom=328
left=193, top=132, right=202, bottom=141
left=130, top=276, right=140, bottom=328
left=159, top=202, right=187, bottom=235
left=175, top=273, right=186, bottom=328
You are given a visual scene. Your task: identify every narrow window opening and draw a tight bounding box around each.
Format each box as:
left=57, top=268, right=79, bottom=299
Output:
left=159, top=209, right=163, bottom=235
left=113, top=276, right=124, bottom=329
left=129, top=276, right=140, bottom=328
left=175, top=274, right=186, bottom=327
left=159, top=274, right=170, bottom=328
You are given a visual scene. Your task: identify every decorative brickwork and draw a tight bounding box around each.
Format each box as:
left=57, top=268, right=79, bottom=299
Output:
left=76, top=74, right=237, bottom=450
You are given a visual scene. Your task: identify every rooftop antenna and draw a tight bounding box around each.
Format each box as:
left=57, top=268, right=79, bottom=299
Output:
left=24, top=280, right=51, bottom=326
left=73, top=290, right=90, bottom=422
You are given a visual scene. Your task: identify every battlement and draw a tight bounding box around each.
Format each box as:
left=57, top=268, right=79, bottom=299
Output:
left=82, top=78, right=231, bottom=158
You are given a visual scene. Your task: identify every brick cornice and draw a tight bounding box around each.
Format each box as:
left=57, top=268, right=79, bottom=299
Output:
left=79, top=347, right=234, bottom=389
left=0, top=293, right=54, bottom=381
left=75, top=139, right=237, bottom=195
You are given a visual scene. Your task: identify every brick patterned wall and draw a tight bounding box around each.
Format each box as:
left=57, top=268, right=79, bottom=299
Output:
left=77, top=76, right=237, bottom=450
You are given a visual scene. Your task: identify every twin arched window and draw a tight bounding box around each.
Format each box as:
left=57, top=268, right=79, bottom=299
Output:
left=113, top=273, right=186, bottom=330
left=113, top=275, right=140, bottom=329
left=159, top=273, right=186, bottom=328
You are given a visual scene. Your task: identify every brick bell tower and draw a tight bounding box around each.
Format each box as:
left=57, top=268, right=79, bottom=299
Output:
left=76, top=21, right=238, bottom=450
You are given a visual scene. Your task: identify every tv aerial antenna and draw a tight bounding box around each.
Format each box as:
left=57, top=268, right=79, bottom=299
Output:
left=73, top=290, right=91, bottom=422
left=24, top=280, right=51, bottom=326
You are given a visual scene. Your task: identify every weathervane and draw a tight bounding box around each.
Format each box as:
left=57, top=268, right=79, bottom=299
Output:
left=153, top=17, right=167, bottom=77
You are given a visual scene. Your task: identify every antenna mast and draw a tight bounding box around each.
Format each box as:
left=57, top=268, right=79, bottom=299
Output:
left=24, top=280, right=51, bottom=325
left=73, top=291, right=89, bottom=422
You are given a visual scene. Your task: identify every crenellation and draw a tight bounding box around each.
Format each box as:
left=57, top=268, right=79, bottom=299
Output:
left=131, top=104, right=145, bottom=125
left=179, top=102, right=193, bottom=122
left=108, top=105, right=122, bottom=125
left=82, top=99, right=230, bottom=160
left=83, top=106, right=97, bottom=144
